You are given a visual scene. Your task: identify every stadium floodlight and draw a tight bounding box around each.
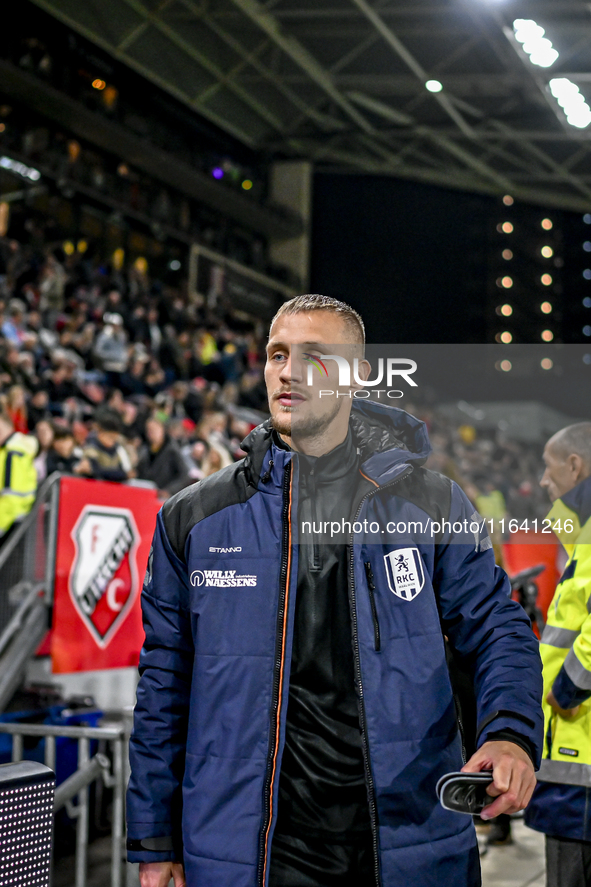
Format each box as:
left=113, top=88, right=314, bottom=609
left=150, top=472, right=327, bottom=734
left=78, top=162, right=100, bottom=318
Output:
left=549, top=78, right=591, bottom=128
left=513, top=19, right=559, bottom=68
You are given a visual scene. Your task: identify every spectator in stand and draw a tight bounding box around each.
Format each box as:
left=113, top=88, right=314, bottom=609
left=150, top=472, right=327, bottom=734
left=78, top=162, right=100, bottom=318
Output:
left=46, top=425, right=80, bottom=475
left=182, top=437, right=209, bottom=482
left=93, top=313, right=129, bottom=386
left=136, top=415, right=191, bottom=499
left=74, top=407, right=134, bottom=482
left=0, top=410, right=38, bottom=543
left=120, top=352, right=150, bottom=397
left=27, top=390, right=50, bottom=428
left=1, top=299, right=27, bottom=347
left=38, top=252, right=66, bottom=328
left=33, top=418, right=54, bottom=482
left=5, top=384, right=29, bottom=433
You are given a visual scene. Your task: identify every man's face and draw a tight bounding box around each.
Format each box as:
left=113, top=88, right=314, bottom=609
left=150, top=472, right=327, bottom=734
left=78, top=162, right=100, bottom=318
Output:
left=97, top=429, right=119, bottom=449
left=146, top=419, right=165, bottom=448
left=54, top=436, right=74, bottom=457
left=540, top=442, right=580, bottom=502
left=265, top=310, right=362, bottom=441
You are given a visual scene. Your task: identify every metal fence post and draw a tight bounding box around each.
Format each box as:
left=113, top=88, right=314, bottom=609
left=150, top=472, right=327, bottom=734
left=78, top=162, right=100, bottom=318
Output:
left=11, top=731, right=23, bottom=762
left=75, top=737, right=90, bottom=887
left=44, top=474, right=61, bottom=606
left=111, top=736, right=124, bottom=887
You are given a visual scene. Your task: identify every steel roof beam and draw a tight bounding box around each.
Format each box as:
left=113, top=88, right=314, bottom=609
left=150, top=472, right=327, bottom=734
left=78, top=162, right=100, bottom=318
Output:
left=348, top=0, right=475, bottom=138
left=193, top=3, right=348, bottom=133
left=117, top=0, right=287, bottom=136
left=226, top=0, right=379, bottom=136
left=348, top=92, right=513, bottom=189
left=272, top=3, right=590, bottom=18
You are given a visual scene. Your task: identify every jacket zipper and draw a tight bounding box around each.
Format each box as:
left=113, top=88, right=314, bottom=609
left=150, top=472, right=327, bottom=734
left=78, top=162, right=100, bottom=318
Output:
left=258, top=460, right=293, bottom=887
left=349, top=465, right=413, bottom=887
left=455, top=698, right=467, bottom=764
left=364, top=561, right=380, bottom=652
left=309, top=466, right=320, bottom=571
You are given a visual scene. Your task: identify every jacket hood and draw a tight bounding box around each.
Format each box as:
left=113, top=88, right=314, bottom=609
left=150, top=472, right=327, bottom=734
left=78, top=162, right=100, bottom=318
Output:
left=240, top=399, right=431, bottom=487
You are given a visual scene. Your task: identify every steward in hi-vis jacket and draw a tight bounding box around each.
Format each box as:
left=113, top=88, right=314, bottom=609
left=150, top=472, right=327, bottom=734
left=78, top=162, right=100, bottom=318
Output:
left=0, top=415, right=38, bottom=539
left=526, top=471, right=591, bottom=840
left=127, top=396, right=544, bottom=887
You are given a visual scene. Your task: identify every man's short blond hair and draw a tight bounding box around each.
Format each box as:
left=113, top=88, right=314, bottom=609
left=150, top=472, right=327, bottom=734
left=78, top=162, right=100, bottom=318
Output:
left=271, top=294, right=365, bottom=345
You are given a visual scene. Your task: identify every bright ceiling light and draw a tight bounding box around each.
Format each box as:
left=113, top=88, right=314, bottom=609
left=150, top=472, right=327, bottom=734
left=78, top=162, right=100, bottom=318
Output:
left=513, top=19, right=559, bottom=68
left=425, top=80, right=443, bottom=93
left=549, top=78, right=591, bottom=128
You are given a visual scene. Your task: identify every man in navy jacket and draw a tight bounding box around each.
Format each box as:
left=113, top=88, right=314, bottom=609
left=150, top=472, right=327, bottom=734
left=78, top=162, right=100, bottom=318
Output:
left=127, top=295, right=543, bottom=887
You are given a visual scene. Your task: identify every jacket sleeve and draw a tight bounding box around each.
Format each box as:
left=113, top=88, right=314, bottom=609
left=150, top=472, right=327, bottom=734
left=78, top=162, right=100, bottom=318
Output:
left=126, top=510, right=194, bottom=863
left=434, top=483, right=544, bottom=767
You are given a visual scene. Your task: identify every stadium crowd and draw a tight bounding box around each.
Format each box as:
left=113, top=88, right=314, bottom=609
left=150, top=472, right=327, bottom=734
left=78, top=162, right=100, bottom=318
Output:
left=0, top=230, right=548, bottom=541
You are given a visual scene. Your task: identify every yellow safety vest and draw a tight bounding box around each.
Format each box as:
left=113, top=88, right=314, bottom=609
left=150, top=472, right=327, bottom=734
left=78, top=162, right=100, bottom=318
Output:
left=538, top=481, right=591, bottom=787
left=0, top=432, right=38, bottom=536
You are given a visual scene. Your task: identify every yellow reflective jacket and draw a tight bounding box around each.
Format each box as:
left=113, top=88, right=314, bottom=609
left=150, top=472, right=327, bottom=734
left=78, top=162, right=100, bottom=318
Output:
left=537, top=475, right=591, bottom=787
left=0, top=432, right=38, bottom=536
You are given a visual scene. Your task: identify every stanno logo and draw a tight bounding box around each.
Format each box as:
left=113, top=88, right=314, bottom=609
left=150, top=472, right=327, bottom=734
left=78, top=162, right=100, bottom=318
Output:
left=384, top=547, right=425, bottom=601
left=69, top=506, right=140, bottom=647
left=208, top=546, right=243, bottom=553
left=191, top=569, right=257, bottom=588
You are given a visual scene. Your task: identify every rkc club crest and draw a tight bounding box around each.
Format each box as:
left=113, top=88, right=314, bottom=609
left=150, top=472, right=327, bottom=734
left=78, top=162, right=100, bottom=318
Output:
left=69, top=506, right=140, bottom=647
left=384, top=547, right=425, bottom=601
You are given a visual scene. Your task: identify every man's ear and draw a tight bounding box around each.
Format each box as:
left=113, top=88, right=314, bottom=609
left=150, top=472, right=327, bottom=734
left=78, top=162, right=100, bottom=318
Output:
left=568, top=453, right=585, bottom=482
left=352, top=358, right=371, bottom=392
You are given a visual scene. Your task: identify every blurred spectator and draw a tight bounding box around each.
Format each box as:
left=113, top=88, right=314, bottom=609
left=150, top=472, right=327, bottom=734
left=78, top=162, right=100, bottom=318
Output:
left=5, top=384, right=29, bottom=433
left=33, top=418, right=54, bottom=482
left=2, top=299, right=27, bottom=347
left=0, top=410, right=38, bottom=542
left=74, top=407, right=133, bottom=482
left=46, top=425, right=80, bottom=475
left=38, top=252, right=66, bottom=328
left=27, top=390, right=50, bottom=428
left=182, top=437, right=209, bottom=481
left=93, top=313, right=129, bottom=384
left=136, top=415, right=191, bottom=498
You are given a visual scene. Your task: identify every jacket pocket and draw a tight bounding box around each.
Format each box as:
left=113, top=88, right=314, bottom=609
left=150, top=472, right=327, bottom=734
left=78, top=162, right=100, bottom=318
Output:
left=364, top=561, right=381, bottom=652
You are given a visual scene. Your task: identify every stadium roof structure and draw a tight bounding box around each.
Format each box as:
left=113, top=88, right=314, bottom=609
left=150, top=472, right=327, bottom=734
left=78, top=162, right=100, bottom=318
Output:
left=31, top=0, right=591, bottom=212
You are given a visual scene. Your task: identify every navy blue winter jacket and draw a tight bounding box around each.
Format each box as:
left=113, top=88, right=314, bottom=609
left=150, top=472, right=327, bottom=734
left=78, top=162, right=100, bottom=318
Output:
left=127, top=401, right=544, bottom=887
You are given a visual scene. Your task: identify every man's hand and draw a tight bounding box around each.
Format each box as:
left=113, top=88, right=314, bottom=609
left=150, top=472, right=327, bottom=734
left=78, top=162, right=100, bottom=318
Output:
left=139, top=862, right=186, bottom=887
left=461, top=740, right=536, bottom=821
left=546, top=689, right=581, bottom=719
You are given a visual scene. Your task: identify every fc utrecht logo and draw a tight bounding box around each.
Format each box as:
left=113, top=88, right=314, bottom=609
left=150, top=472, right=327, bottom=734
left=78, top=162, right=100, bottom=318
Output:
left=69, top=506, right=140, bottom=647
left=384, top=547, right=425, bottom=601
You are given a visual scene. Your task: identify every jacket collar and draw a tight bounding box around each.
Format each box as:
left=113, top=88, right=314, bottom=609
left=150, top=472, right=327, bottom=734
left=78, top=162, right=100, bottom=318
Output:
left=546, top=474, right=591, bottom=547
left=561, top=474, right=591, bottom=528
left=240, top=400, right=430, bottom=489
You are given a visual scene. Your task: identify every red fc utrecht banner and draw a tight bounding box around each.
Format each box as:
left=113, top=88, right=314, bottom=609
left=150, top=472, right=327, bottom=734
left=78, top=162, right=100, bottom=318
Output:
left=51, top=476, right=161, bottom=673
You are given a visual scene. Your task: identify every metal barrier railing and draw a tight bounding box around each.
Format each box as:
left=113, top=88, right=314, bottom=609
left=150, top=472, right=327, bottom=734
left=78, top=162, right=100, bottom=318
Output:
left=0, top=721, right=127, bottom=887
left=0, top=473, right=60, bottom=711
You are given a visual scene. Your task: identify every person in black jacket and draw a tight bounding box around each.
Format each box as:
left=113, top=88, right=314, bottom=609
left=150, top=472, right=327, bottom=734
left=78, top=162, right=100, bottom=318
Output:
left=46, top=424, right=80, bottom=474
left=136, top=415, right=191, bottom=499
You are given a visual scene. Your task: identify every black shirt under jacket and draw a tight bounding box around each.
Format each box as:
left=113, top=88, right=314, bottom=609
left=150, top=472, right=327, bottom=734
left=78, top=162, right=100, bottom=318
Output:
left=272, top=429, right=371, bottom=840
